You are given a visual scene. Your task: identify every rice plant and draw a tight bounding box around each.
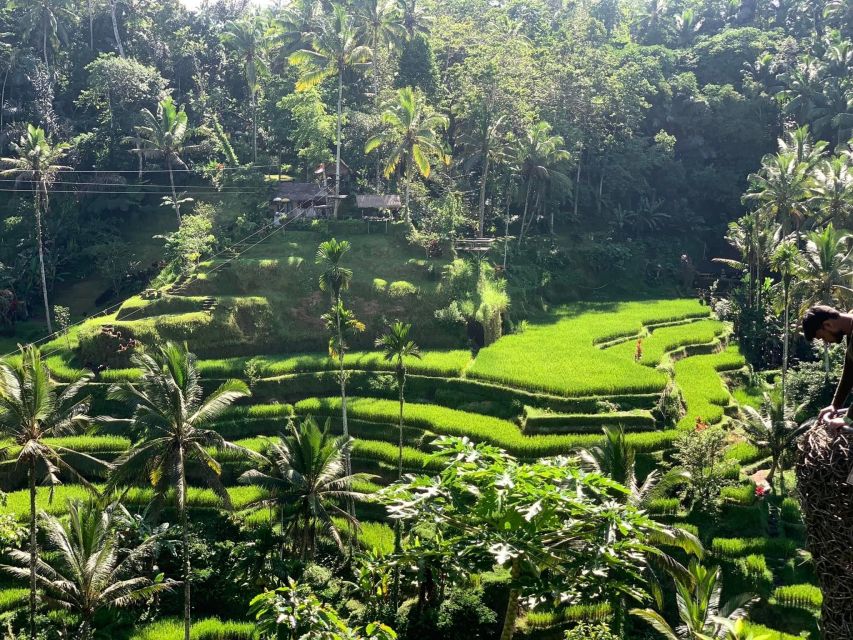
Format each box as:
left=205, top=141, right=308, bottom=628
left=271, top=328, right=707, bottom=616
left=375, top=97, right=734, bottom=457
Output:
left=772, top=584, right=822, bottom=609
left=674, top=347, right=745, bottom=429
left=128, top=617, right=255, bottom=640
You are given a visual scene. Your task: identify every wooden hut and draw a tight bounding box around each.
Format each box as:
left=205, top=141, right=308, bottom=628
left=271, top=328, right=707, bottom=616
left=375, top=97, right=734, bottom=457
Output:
left=355, top=194, right=402, bottom=231
left=271, top=182, right=332, bottom=224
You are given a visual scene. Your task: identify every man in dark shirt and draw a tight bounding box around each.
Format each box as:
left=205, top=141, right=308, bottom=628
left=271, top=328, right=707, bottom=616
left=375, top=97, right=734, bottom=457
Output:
left=802, top=304, right=853, bottom=428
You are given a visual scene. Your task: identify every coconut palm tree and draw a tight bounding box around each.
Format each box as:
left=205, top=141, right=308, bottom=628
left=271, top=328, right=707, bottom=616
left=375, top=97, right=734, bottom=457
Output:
left=631, top=560, right=753, bottom=640
left=771, top=240, right=804, bottom=404
left=289, top=4, right=372, bottom=218
left=512, top=121, right=570, bottom=243
left=396, top=0, right=432, bottom=38
left=2, top=499, right=176, bottom=640
left=744, top=151, right=814, bottom=240
left=238, top=418, right=371, bottom=560
left=734, top=393, right=807, bottom=493
left=355, top=0, right=404, bottom=100
left=222, top=13, right=269, bottom=164
left=364, top=86, right=448, bottom=224
left=813, top=155, right=853, bottom=227
left=0, top=345, right=104, bottom=640
left=715, top=212, right=780, bottom=311
left=17, top=0, right=75, bottom=75
left=460, top=112, right=508, bottom=236
left=130, top=97, right=202, bottom=225
left=579, top=426, right=659, bottom=506
left=107, top=342, right=251, bottom=640
left=0, top=125, right=71, bottom=333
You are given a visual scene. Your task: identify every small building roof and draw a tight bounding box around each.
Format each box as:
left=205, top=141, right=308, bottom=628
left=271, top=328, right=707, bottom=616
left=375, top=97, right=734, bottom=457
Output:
left=273, top=182, right=328, bottom=202
left=355, top=194, right=402, bottom=209
left=314, top=161, right=351, bottom=177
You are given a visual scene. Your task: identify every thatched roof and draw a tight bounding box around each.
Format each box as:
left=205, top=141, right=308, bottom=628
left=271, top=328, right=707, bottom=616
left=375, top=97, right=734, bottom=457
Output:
left=314, top=161, right=351, bottom=177
left=355, top=194, right=402, bottom=209
left=273, top=182, right=328, bottom=202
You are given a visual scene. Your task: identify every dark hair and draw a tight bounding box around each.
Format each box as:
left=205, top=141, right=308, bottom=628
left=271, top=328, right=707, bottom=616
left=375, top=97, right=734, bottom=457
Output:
left=802, top=305, right=841, bottom=341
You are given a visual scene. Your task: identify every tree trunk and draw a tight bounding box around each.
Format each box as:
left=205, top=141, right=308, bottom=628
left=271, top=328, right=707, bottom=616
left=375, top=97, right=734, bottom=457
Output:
left=404, top=152, right=413, bottom=226
left=179, top=453, right=191, bottom=640
left=373, top=30, right=382, bottom=191
left=1, top=64, right=9, bottom=132
left=597, top=170, right=604, bottom=215
left=499, top=558, right=521, bottom=640
left=517, top=179, right=532, bottom=248
left=35, top=184, right=53, bottom=334
left=167, top=157, right=181, bottom=225
left=88, top=0, right=93, bottom=49
left=573, top=146, right=582, bottom=220
left=28, top=461, right=37, bottom=640
left=825, top=342, right=830, bottom=383
left=334, top=70, right=343, bottom=220
left=111, top=1, right=125, bottom=57
left=43, top=19, right=49, bottom=75
left=782, top=281, right=789, bottom=405
left=335, top=299, right=353, bottom=524
left=478, top=149, right=490, bottom=237
left=252, top=90, right=258, bottom=165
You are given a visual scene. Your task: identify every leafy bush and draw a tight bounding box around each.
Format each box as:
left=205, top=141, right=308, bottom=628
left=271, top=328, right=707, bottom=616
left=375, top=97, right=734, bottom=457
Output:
left=564, top=622, right=620, bottom=640
left=388, top=280, right=419, bottom=297
left=673, top=424, right=730, bottom=513
left=772, top=584, right=822, bottom=610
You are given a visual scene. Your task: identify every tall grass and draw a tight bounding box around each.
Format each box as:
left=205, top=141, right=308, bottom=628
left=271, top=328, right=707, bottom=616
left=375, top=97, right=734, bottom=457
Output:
left=468, top=299, right=708, bottom=397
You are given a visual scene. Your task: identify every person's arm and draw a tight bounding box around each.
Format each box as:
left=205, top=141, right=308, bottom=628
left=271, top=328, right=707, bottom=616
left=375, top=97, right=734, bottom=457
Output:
left=832, top=357, right=853, bottom=409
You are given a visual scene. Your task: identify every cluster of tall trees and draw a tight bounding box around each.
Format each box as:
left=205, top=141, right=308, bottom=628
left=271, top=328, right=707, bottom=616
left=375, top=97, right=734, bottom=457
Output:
left=1, top=0, right=851, bottom=320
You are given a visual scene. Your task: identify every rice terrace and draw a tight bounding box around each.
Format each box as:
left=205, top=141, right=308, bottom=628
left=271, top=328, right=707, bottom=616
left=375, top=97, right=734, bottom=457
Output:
left=0, top=1, right=851, bottom=639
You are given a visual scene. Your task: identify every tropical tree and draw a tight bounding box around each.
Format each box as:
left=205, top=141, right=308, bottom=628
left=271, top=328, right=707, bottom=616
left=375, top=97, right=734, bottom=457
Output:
left=715, top=212, right=779, bottom=311
left=222, top=13, right=269, bottom=164
left=813, top=155, right=853, bottom=227
left=631, top=560, right=753, bottom=640
left=1, top=500, right=175, bottom=640
left=131, top=97, right=202, bottom=224
left=15, top=0, right=74, bottom=75
left=316, top=239, right=358, bottom=494
left=771, top=239, right=803, bottom=403
left=374, top=321, right=419, bottom=607
left=0, top=345, right=103, bottom=640
left=579, top=426, right=659, bottom=506
left=460, top=112, right=508, bottom=236
left=355, top=0, right=404, bottom=101
left=511, top=121, right=571, bottom=242
left=289, top=4, right=372, bottom=218
left=396, top=0, right=432, bottom=38
left=735, top=393, right=807, bottom=493
left=364, top=86, right=448, bottom=224
left=0, top=124, right=71, bottom=333
left=238, top=417, right=371, bottom=560
left=107, top=342, right=252, bottom=640
left=744, top=151, right=814, bottom=239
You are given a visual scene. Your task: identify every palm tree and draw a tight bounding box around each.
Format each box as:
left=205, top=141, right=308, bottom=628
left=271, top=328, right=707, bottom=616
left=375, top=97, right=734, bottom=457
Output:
left=631, top=560, right=753, bottom=640
left=131, top=97, right=202, bottom=225
left=734, top=393, right=807, bottom=493
left=715, top=212, right=779, bottom=311
left=0, top=345, right=104, bottom=640
left=107, top=342, right=251, bottom=640
left=364, top=86, right=448, bottom=224
left=744, top=151, right=814, bottom=240
left=222, top=14, right=269, bottom=164
left=579, top=426, right=659, bottom=506
left=512, top=121, right=570, bottom=243
left=460, top=112, right=508, bottom=236
left=238, top=418, right=371, bottom=560
left=2, top=500, right=176, bottom=640
left=17, top=0, right=75, bottom=76
left=396, top=0, right=432, bottom=38
left=771, top=240, right=803, bottom=404
left=289, top=5, right=372, bottom=219
left=0, top=125, right=71, bottom=333
left=813, top=155, right=853, bottom=227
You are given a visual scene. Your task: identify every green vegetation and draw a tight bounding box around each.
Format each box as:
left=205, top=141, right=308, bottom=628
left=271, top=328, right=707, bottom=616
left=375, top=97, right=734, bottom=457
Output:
left=674, top=347, right=746, bottom=428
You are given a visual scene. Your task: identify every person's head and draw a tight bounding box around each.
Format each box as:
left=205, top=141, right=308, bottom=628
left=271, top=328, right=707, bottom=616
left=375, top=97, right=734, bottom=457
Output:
left=803, top=305, right=846, bottom=344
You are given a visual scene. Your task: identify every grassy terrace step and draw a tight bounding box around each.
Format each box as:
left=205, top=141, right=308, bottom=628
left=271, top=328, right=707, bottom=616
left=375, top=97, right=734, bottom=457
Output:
left=467, top=299, right=710, bottom=397
left=129, top=617, right=255, bottom=640
left=295, top=397, right=678, bottom=457
left=674, top=346, right=746, bottom=429
left=197, top=349, right=473, bottom=378
left=603, top=318, right=728, bottom=366
left=522, top=406, right=656, bottom=433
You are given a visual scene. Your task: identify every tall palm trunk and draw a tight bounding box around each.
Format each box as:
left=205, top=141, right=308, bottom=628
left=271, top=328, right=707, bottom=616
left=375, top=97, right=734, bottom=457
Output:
left=373, top=31, right=382, bottom=191
left=404, top=153, right=413, bottom=226
left=88, top=0, right=93, bottom=49
left=252, top=90, right=258, bottom=165
left=167, top=157, right=181, bottom=225
left=28, top=460, right=37, bottom=640
left=478, top=149, right=490, bottom=237
left=179, top=449, right=191, bottom=640
left=1, top=64, right=9, bottom=132
left=110, top=1, right=125, bottom=57
left=334, top=70, right=343, bottom=220
left=782, top=279, right=790, bottom=405
left=573, top=147, right=582, bottom=220
left=517, top=179, right=532, bottom=247
left=391, top=365, right=405, bottom=609
left=42, top=19, right=49, bottom=75
left=499, top=557, right=521, bottom=640
left=35, top=182, right=53, bottom=334
left=335, top=299, right=353, bottom=524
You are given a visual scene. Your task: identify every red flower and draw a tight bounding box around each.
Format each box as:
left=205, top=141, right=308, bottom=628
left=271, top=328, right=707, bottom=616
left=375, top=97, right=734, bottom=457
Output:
left=755, top=485, right=768, bottom=498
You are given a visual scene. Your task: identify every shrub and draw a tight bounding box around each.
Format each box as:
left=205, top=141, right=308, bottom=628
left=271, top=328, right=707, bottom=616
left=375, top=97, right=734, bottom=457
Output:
left=772, top=584, right=822, bottom=610
left=564, top=622, right=620, bottom=640
left=388, top=280, right=419, bottom=297
left=673, top=424, right=729, bottom=513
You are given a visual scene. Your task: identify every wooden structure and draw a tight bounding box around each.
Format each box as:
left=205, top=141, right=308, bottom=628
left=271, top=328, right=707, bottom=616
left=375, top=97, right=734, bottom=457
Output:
left=314, top=160, right=351, bottom=190
left=271, top=182, right=333, bottom=224
left=453, top=237, right=496, bottom=256
left=355, top=194, right=401, bottom=232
